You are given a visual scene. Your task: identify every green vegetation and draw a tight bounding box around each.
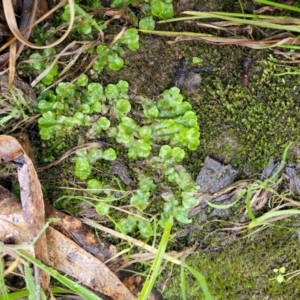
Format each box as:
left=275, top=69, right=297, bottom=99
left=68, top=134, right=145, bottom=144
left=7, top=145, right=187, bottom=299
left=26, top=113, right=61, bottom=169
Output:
left=195, top=53, right=300, bottom=172
left=21, top=30, right=139, bottom=90
left=0, top=247, right=103, bottom=299
left=162, top=218, right=300, bottom=299
left=19, top=0, right=199, bottom=239
left=159, top=144, right=300, bottom=299
left=273, top=266, right=286, bottom=284
left=4, top=0, right=300, bottom=298
left=139, top=216, right=173, bottom=300
left=111, top=0, right=174, bottom=29
left=0, top=90, right=34, bottom=128
left=37, top=75, right=200, bottom=233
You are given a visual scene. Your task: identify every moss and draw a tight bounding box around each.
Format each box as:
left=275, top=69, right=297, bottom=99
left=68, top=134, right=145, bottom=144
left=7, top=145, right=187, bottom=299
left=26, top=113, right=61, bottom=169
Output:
left=159, top=217, right=300, bottom=299
left=178, top=51, right=300, bottom=176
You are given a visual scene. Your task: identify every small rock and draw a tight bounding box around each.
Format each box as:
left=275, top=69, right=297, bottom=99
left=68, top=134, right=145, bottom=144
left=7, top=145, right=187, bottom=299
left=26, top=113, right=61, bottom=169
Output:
left=196, top=156, right=239, bottom=193
left=261, top=159, right=281, bottom=180
left=284, top=164, right=300, bottom=195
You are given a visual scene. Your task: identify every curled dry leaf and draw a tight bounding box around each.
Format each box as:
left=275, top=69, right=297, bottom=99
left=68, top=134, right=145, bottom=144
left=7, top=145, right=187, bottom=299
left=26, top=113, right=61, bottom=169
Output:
left=8, top=41, right=17, bottom=90
left=45, top=203, right=163, bottom=299
left=0, top=135, right=50, bottom=294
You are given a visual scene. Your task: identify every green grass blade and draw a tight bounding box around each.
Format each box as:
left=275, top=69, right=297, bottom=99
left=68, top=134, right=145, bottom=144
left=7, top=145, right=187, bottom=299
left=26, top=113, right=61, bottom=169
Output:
left=248, top=209, right=300, bottom=228
left=160, top=11, right=292, bottom=22
left=0, top=256, right=9, bottom=300
left=246, top=143, right=291, bottom=222
left=207, top=13, right=300, bottom=33
left=266, top=142, right=291, bottom=184
left=246, top=187, right=256, bottom=221
left=205, top=11, right=300, bottom=22
left=24, top=264, right=37, bottom=300
left=255, top=0, right=300, bottom=13
left=275, top=71, right=300, bottom=76
left=183, top=10, right=300, bottom=20
left=138, top=217, right=173, bottom=300
left=178, top=11, right=300, bottom=32
left=40, top=289, right=47, bottom=300
left=75, top=4, right=103, bottom=32
left=238, top=0, right=245, bottom=16
left=0, top=290, right=29, bottom=300
left=15, top=250, right=102, bottom=300
left=182, top=264, right=214, bottom=300
left=0, top=287, right=72, bottom=300
left=180, top=266, right=187, bottom=300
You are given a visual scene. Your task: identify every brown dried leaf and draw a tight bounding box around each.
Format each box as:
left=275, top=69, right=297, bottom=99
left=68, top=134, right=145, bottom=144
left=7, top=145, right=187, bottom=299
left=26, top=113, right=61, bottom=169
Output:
left=0, top=135, right=50, bottom=293
left=0, top=135, right=24, bottom=162
left=44, top=202, right=119, bottom=264
left=0, top=185, right=30, bottom=245
left=47, top=227, right=136, bottom=300
left=0, top=185, right=163, bottom=299
left=0, top=186, right=136, bottom=299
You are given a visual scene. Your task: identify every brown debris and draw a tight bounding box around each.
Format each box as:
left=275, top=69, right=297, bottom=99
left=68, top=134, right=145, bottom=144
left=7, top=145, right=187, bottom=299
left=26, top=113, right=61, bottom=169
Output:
left=0, top=135, right=50, bottom=293
left=0, top=134, right=162, bottom=299
left=44, top=202, right=119, bottom=264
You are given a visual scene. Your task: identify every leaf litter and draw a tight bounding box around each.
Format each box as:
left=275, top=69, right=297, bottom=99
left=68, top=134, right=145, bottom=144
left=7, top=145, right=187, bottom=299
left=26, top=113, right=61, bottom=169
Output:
left=0, top=135, right=162, bottom=299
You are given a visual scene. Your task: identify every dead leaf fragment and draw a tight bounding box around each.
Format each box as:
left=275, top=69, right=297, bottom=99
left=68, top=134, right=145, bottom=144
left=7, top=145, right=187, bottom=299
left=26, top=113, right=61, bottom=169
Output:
left=0, top=185, right=137, bottom=299
left=0, top=185, right=29, bottom=244
left=0, top=135, right=50, bottom=293
left=0, top=135, right=24, bottom=162
left=47, top=227, right=137, bottom=300
left=44, top=202, right=118, bottom=263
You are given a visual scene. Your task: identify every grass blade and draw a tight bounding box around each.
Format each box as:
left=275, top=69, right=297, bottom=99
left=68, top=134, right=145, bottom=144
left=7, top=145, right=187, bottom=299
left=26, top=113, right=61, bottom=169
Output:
left=265, top=142, right=291, bottom=185
left=182, top=264, right=214, bottom=300
left=0, top=287, right=72, bottom=300
left=24, top=264, right=37, bottom=300
left=15, top=250, right=102, bottom=300
left=181, top=11, right=300, bottom=33
left=138, top=217, right=173, bottom=300
left=0, top=256, right=9, bottom=300
left=180, top=266, right=187, bottom=300
left=205, top=187, right=247, bottom=209
left=248, top=209, right=300, bottom=228
left=255, top=0, right=300, bottom=13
